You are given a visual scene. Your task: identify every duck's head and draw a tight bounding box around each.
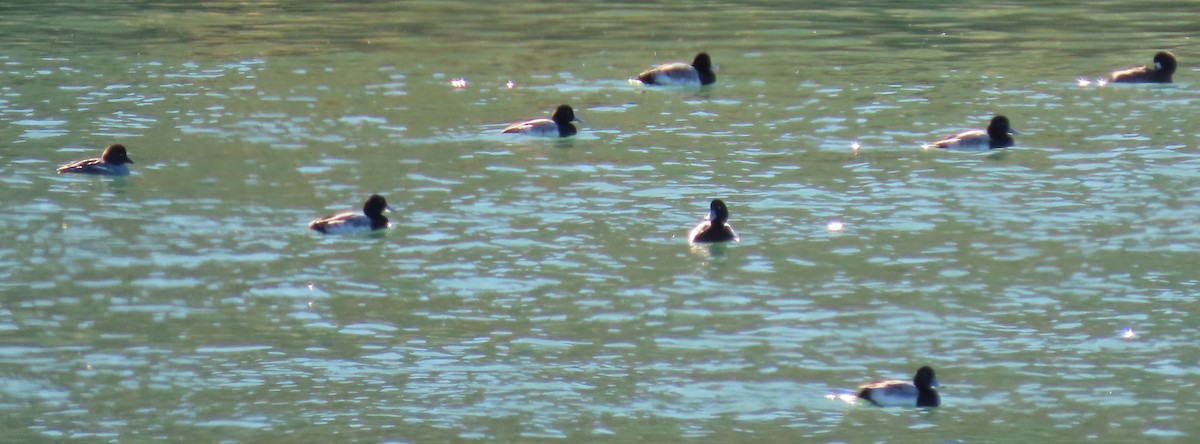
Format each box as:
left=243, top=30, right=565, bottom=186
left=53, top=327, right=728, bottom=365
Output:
left=708, top=199, right=730, bottom=224
left=102, top=144, right=134, bottom=165
left=1154, top=51, right=1177, bottom=74
left=914, top=366, right=939, bottom=389
left=363, top=194, right=395, bottom=217
left=551, top=105, right=582, bottom=125
left=692, top=52, right=713, bottom=72
left=987, top=115, right=1017, bottom=138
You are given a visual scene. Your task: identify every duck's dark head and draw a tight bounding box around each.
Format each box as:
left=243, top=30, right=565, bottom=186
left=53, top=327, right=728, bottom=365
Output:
left=1154, top=51, right=1177, bottom=75
left=362, top=194, right=394, bottom=217
left=987, top=115, right=1017, bottom=138
left=913, top=366, right=939, bottom=389
left=551, top=105, right=581, bottom=126
left=708, top=199, right=730, bottom=225
left=102, top=144, right=133, bottom=165
left=692, top=52, right=713, bottom=71
left=692, top=52, right=716, bottom=85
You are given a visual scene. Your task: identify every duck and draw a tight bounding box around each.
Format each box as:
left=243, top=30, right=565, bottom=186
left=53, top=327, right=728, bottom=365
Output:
left=501, top=104, right=581, bottom=138
left=931, top=115, right=1017, bottom=150
left=1110, top=51, right=1177, bottom=83
left=688, top=199, right=739, bottom=243
left=56, top=144, right=134, bottom=175
left=631, top=52, right=716, bottom=87
left=309, top=194, right=394, bottom=234
left=856, top=366, right=940, bottom=408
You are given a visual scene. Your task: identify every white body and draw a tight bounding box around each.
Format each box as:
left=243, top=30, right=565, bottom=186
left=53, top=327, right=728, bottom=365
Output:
left=502, top=118, right=559, bottom=137
left=858, top=380, right=921, bottom=407
left=932, top=130, right=992, bottom=151
left=309, top=213, right=379, bottom=234
left=632, top=63, right=702, bottom=87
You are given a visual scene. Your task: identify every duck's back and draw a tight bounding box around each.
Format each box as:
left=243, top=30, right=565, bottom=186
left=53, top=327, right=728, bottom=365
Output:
left=637, top=63, right=700, bottom=86
left=689, top=221, right=738, bottom=243
left=309, top=212, right=371, bottom=234
left=933, top=129, right=991, bottom=150
left=857, top=380, right=919, bottom=407
left=57, top=158, right=129, bottom=175
left=1110, top=65, right=1169, bottom=83
left=502, top=118, right=560, bottom=136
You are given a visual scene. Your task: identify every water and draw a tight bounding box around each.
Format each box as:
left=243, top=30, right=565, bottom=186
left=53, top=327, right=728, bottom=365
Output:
left=2, top=0, right=1199, bottom=441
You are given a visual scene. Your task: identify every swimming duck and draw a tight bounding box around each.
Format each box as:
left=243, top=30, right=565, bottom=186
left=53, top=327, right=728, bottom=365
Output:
left=56, top=144, right=134, bottom=175
left=856, top=366, right=940, bottom=408
left=1110, top=51, right=1176, bottom=83
left=501, top=104, right=581, bottom=138
left=632, top=52, right=716, bottom=87
left=931, top=115, right=1017, bottom=150
left=309, top=194, right=394, bottom=234
left=688, top=199, right=739, bottom=243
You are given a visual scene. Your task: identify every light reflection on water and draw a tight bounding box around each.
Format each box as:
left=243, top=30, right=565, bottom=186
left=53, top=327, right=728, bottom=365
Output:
left=2, top=0, right=1200, bottom=441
